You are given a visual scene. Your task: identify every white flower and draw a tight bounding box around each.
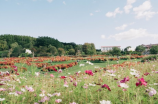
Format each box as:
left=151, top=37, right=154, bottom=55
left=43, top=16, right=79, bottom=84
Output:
left=64, top=84, right=69, bottom=87
left=79, top=64, right=85, bottom=67
left=108, top=74, right=116, bottom=77
left=0, top=98, right=5, bottom=101
left=39, top=93, right=45, bottom=97
left=21, top=88, right=26, bottom=92
left=47, top=93, right=53, bottom=97
left=120, top=83, right=129, bottom=88
left=35, top=72, right=40, bottom=76
left=89, top=83, right=96, bottom=86
left=100, top=100, right=111, bottom=104
left=130, top=69, right=137, bottom=72
left=78, top=71, right=81, bottom=73
left=154, top=83, right=158, bottom=85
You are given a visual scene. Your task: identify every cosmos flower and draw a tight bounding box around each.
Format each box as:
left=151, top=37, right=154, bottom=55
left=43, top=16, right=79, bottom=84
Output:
left=99, top=100, right=111, bottom=104
left=55, top=99, right=62, bottom=103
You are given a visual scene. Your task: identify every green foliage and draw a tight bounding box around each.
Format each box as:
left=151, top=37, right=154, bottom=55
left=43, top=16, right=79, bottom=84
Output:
left=58, top=48, right=65, bottom=56
left=11, top=46, right=24, bottom=57
left=135, top=45, right=145, bottom=52
left=141, top=55, right=157, bottom=62
left=48, top=45, right=58, bottom=55
left=0, top=40, right=8, bottom=51
left=150, top=45, right=158, bottom=54
left=110, top=47, right=121, bottom=56
left=82, top=43, right=96, bottom=55
left=124, top=46, right=131, bottom=52
left=10, top=42, right=19, bottom=49
left=68, top=49, right=75, bottom=55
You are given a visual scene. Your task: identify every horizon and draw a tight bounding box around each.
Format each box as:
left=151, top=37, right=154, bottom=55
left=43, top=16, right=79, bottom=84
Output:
left=1, top=0, right=158, bottom=49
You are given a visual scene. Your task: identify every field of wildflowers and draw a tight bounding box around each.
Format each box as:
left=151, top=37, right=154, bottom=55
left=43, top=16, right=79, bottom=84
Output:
left=0, top=56, right=157, bottom=104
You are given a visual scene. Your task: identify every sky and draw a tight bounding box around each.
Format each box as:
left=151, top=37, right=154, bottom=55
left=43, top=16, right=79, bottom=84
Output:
left=0, top=0, right=158, bottom=50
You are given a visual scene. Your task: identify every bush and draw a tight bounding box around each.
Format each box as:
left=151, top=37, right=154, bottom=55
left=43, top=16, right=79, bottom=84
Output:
left=141, top=55, right=157, bottom=62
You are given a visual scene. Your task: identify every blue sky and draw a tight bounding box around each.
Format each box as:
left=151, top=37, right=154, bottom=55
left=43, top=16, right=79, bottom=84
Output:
left=0, top=0, right=158, bottom=49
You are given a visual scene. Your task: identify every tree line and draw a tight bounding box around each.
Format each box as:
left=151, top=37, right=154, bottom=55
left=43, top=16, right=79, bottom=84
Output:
left=0, top=34, right=96, bottom=57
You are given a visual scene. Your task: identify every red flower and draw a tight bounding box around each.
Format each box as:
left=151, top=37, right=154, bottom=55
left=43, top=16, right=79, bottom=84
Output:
left=120, top=76, right=130, bottom=83
left=85, top=70, right=93, bottom=76
left=60, top=76, right=67, bottom=79
left=136, top=77, right=147, bottom=87
left=101, top=84, right=111, bottom=91
left=144, top=72, right=150, bottom=76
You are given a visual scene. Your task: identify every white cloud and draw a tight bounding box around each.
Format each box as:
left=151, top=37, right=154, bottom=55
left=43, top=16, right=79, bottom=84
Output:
left=90, top=13, right=94, bottom=16
left=101, top=35, right=106, bottom=39
left=133, top=1, right=157, bottom=20
left=127, top=0, right=136, bottom=5
left=63, top=1, right=66, bottom=5
left=124, top=0, right=136, bottom=14
left=47, top=0, right=53, bottom=3
left=106, top=8, right=123, bottom=17
left=109, top=28, right=158, bottom=41
left=115, top=24, right=127, bottom=30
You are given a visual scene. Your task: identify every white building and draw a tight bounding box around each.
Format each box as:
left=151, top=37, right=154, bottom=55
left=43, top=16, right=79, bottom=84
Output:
left=101, top=46, right=121, bottom=52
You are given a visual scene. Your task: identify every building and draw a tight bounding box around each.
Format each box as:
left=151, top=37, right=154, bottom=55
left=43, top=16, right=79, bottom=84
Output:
left=141, top=44, right=158, bottom=50
left=101, top=46, right=121, bottom=52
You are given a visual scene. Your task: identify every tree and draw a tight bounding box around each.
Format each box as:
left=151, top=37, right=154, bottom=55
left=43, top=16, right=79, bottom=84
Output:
left=110, top=47, right=121, bottom=56
left=58, top=48, right=65, bottom=56
left=150, top=45, right=158, bottom=54
left=10, top=42, right=19, bottom=49
left=68, top=49, right=75, bottom=55
left=135, top=45, right=145, bottom=53
left=48, top=45, right=58, bottom=55
left=82, top=43, right=96, bottom=55
left=124, top=46, right=131, bottom=52
left=0, top=40, right=8, bottom=51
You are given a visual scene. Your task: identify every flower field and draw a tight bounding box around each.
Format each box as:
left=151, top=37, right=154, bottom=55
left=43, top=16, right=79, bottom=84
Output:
left=0, top=56, right=157, bottom=104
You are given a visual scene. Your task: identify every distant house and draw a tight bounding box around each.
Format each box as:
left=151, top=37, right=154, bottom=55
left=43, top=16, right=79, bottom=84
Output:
left=101, top=46, right=121, bottom=52
left=141, top=44, right=158, bottom=51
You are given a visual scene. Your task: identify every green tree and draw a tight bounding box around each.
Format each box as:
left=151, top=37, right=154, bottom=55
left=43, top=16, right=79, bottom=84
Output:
left=48, top=45, right=58, bottom=55
left=82, top=43, right=96, bottom=55
left=68, top=49, right=75, bottom=55
left=150, top=45, right=158, bottom=54
left=135, top=45, right=145, bottom=53
left=0, top=40, right=8, bottom=51
left=58, top=48, right=65, bottom=56
left=111, top=47, right=121, bottom=56
left=10, top=42, right=19, bottom=49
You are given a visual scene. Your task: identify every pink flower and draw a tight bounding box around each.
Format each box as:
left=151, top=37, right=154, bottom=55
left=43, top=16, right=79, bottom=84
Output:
left=73, top=82, right=77, bottom=87
left=120, top=76, right=130, bottom=83
left=107, top=70, right=116, bottom=73
left=39, top=96, right=50, bottom=103
left=55, top=99, right=62, bottom=103
left=0, top=88, right=5, bottom=91
left=123, top=89, right=127, bottom=91
left=50, top=74, right=54, bottom=78
left=58, top=69, right=62, bottom=73
left=16, top=91, right=22, bottom=95
left=136, top=78, right=147, bottom=87
left=85, top=70, right=93, bottom=76
left=148, top=87, right=157, bottom=96
left=25, top=86, right=34, bottom=92
left=101, top=84, right=111, bottom=91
